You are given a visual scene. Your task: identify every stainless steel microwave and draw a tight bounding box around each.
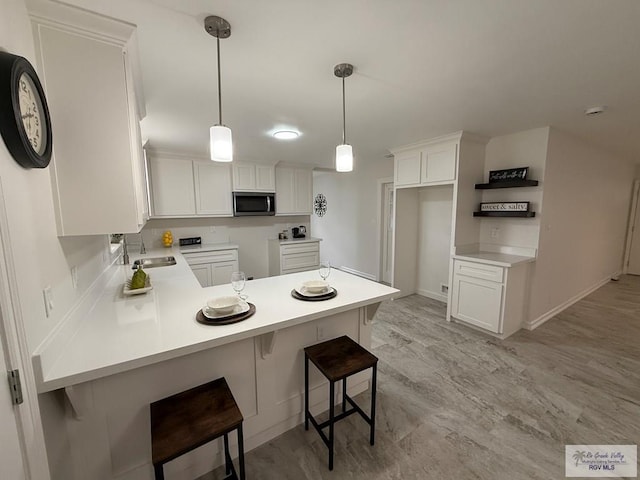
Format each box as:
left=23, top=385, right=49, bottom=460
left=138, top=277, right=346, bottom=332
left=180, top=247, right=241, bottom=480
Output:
left=233, top=192, right=276, bottom=216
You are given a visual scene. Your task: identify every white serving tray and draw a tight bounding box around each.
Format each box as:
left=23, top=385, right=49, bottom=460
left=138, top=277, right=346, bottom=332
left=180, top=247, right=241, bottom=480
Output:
left=123, top=276, right=152, bottom=296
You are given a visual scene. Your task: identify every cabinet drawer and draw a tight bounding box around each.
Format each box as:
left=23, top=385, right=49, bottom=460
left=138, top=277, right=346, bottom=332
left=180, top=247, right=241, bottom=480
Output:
left=183, top=249, right=238, bottom=266
left=454, top=260, right=504, bottom=283
left=281, top=242, right=319, bottom=255
left=281, top=252, right=319, bottom=272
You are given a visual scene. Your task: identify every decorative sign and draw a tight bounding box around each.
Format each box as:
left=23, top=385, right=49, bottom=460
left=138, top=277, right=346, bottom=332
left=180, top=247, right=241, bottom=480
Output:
left=489, top=167, right=528, bottom=183
left=480, top=202, right=530, bottom=212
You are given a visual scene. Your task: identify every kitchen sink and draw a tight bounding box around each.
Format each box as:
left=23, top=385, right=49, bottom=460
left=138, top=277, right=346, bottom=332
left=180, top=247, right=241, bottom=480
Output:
left=132, top=256, right=177, bottom=269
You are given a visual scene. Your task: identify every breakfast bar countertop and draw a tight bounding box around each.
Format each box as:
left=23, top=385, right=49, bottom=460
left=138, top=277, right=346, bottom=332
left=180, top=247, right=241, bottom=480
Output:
left=33, top=248, right=397, bottom=393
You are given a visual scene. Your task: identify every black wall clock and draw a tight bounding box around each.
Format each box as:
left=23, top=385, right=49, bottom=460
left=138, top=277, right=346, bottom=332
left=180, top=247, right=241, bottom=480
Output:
left=0, top=51, right=53, bottom=168
left=314, top=193, right=327, bottom=217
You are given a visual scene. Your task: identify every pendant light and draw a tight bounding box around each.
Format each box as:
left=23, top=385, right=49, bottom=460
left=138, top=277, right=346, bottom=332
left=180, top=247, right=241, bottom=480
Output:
left=205, top=16, right=233, bottom=162
left=334, top=63, right=354, bottom=172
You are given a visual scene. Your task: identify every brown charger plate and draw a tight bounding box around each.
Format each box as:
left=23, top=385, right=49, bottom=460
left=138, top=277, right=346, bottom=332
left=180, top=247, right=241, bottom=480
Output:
left=291, top=288, right=338, bottom=301
left=196, top=303, right=256, bottom=325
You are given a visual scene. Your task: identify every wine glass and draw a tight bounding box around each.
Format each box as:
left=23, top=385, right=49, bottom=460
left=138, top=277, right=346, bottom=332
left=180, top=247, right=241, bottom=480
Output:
left=231, top=271, right=246, bottom=300
left=319, top=261, right=331, bottom=282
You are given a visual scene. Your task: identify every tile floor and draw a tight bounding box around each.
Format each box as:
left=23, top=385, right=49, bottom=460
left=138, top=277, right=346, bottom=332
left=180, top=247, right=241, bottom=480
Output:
left=202, top=275, right=640, bottom=479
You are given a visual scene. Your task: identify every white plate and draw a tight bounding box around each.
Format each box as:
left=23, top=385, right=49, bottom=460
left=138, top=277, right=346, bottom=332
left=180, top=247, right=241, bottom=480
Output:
left=202, top=300, right=250, bottom=319
left=294, top=285, right=335, bottom=297
left=123, top=276, right=152, bottom=295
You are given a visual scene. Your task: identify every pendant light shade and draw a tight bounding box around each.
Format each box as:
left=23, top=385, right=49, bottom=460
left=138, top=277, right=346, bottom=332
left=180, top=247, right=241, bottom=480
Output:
left=205, top=15, right=233, bottom=162
left=335, top=144, right=353, bottom=172
left=210, top=125, right=233, bottom=162
left=334, top=63, right=354, bottom=172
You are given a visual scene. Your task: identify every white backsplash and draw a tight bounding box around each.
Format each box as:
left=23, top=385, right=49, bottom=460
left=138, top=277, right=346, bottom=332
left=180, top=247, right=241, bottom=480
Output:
left=135, top=216, right=312, bottom=279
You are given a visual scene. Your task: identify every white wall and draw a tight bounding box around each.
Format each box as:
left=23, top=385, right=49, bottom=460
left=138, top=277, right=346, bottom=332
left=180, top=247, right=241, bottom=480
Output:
left=417, top=185, right=453, bottom=301
left=527, top=128, right=635, bottom=325
left=0, top=1, right=116, bottom=478
left=141, top=216, right=309, bottom=279
left=0, top=1, right=111, bottom=354
left=479, top=127, right=549, bottom=250
left=311, top=157, right=394, bottom=280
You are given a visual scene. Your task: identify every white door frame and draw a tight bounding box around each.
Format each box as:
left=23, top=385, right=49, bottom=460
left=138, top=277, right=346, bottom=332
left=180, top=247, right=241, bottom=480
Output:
left=623, top=179, right=640, bottom=274
left=0, top=178, right=50, bottom=479
left=376, top=177, right=394, bottom=283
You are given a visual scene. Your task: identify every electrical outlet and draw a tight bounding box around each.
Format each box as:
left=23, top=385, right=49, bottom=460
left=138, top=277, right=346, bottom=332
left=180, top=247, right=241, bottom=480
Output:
left=490, top=227, right=500, bottom=239
left=71, top=266, right=78, bottom=290
left=43, top=286, right=54, bottom=317
left=317, top=325, right=326, bottom=341
left=440, top=284, right=448, bottom=294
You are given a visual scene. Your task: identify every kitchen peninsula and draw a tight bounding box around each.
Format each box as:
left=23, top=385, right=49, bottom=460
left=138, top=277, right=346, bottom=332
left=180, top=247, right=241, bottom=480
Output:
left=33, top=248, right=397, bottom=479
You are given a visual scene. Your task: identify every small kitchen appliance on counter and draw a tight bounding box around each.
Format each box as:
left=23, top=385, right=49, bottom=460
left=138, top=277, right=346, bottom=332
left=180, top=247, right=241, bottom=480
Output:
left=291, top=225, right=306, bottom=238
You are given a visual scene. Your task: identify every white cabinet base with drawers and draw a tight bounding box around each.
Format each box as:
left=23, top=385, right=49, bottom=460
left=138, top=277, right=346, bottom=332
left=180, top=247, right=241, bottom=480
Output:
left=182, top=247, right=239, bottom=287
left=268, top=239, right=321, bottom=276
left=451, top=257, right=530, bottom=338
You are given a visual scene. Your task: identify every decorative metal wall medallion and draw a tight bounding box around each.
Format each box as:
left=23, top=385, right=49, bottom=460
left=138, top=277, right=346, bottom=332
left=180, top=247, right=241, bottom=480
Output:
left=314, top=193, right=327, bottom=216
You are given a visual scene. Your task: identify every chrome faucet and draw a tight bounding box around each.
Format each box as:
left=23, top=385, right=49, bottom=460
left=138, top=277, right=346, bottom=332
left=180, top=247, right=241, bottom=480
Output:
left=139, top=233, right=146, bottom=255
left=122, top=235, right=130, bottom=265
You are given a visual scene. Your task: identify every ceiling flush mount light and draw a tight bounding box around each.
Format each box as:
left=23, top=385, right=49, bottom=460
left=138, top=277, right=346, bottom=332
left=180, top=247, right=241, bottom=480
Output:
left=273, top=130, right=299, bottom=140
left=334, top=63, right=354, bottom=172
left=205, top=15, right=233, bottom=162
left=585, top=106, right=607, bottom=116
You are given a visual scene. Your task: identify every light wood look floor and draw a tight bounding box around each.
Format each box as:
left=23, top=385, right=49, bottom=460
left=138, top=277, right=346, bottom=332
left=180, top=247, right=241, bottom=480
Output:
left=202, top=275, right=640, bottom=479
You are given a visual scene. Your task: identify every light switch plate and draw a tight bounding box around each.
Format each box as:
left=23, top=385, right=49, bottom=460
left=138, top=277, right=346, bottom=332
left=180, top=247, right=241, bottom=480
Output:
left=71, top=266, right=78, bottom=290
left=43, top=286, right=53, bottom=317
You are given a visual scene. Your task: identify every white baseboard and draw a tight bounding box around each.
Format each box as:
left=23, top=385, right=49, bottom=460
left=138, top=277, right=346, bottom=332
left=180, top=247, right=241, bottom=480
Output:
left=416, top=288, right=448, bottom=303
left=524, top=272, right=619, bottom=330
left=338, top=266, right=377, bottom=281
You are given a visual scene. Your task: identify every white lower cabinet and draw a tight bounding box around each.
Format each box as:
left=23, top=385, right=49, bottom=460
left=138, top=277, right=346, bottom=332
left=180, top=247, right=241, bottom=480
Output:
left=451, top=258, right=528, bottom=337
left=268, top=240, right=320, bottom=276
left=183, top=249, right=239, bottom=287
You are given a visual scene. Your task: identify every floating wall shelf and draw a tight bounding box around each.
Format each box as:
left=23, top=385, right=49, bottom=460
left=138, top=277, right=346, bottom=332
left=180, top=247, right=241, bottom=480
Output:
left=473, top=211, right=536, bottom=218
left=475, top=180, right=539, bottom=189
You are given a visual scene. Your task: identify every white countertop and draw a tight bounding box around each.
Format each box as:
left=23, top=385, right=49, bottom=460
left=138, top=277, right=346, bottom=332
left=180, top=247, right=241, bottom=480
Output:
left=272, top=237, right=322, bottom=245
left=34, top=248, right=397, bottom=392
left=180, top=243, right=239, bottom=253
left=453, top=251, right=536, bottom=267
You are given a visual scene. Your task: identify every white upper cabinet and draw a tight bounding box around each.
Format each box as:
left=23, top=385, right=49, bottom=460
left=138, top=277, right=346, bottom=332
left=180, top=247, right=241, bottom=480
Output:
left=394, top=151, right=422, bottom=187
left=147, top=154, right=232, bottom=218
left=232, top=162, right=275, bottom=192
left=394, top=140, right=457, bottom=188
left=30, top=6, right=148, bottom=235
left=194, top=162, right=232, bottom=216
left=148, top=156, right=196, bottom=216
left=421, top=143, right=457, bottom=184
left=275, top=166, right=312, bottom=215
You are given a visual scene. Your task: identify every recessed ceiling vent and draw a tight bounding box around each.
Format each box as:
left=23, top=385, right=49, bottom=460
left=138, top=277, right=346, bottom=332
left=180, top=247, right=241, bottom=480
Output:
left=584, top=106, right=607, bottom=116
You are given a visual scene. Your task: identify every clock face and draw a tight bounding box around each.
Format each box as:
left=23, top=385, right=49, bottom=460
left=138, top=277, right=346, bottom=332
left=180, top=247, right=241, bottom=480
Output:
left=0, top=51, right=52, bottom=168
left=314, top=193, right=327, bottom=217
left=18, top=73, right=47, bottom=155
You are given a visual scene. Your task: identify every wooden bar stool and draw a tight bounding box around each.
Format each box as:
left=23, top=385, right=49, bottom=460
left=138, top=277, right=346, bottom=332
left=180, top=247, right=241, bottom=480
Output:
left=150, top=377, right=245, bottom=480
left=304, top=335, right=378, bottom=470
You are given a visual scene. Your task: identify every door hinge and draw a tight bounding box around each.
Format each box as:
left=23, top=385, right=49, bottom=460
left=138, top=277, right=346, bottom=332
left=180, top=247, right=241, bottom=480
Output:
left=7, top=369, right=23, bottom=405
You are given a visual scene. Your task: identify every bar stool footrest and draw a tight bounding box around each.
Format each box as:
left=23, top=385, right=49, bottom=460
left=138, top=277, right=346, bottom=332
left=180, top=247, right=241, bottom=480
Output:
left=307, top=392, right=372, bottom=447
